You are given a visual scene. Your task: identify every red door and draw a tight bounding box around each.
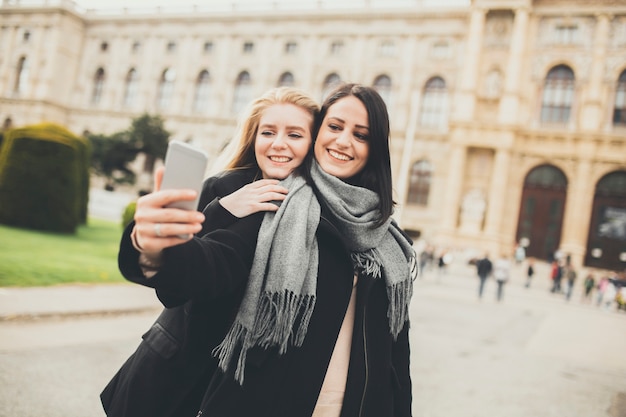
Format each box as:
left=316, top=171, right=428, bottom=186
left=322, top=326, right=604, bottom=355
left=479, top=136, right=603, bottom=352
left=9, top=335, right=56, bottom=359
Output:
left=515, top=165, right=568, bottom=261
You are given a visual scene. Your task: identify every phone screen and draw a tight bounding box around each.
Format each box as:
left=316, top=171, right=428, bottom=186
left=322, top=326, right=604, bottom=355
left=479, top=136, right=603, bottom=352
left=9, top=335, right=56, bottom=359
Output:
left=161, top=141, right=208, bottom=211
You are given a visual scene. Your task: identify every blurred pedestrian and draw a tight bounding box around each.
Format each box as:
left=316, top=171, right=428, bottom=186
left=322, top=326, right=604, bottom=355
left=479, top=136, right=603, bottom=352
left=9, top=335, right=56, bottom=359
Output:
left=596, top=276, right=609, bottom=306
left=493, top=253, right=511, bottom=302
left=582, top=273, right=595, bottom=303
left=603, top=280, right=618, bottom=311
left=475, top=252, right=493, bottom=299
left=514, top=243, right=526, bottom=265
left=550, top=260, right=563, bottom=293
left=525, top=258, right=535, bottom=288
left=564, top=265, right=577, bottom=301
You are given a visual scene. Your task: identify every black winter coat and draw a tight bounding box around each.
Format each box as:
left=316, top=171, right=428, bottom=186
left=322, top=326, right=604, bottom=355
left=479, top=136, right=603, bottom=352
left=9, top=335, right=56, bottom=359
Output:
left=101, top=169, right=412, bottom=417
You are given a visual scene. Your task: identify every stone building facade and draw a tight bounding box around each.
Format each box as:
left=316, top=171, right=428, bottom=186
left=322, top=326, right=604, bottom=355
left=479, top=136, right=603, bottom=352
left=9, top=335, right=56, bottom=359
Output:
left=1, top=0, right=625, bottom=271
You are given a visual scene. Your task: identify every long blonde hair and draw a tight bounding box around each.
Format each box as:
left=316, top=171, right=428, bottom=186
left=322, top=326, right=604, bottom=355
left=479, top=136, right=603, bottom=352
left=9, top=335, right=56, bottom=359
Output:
left=209, top=87, right=319, bottom=176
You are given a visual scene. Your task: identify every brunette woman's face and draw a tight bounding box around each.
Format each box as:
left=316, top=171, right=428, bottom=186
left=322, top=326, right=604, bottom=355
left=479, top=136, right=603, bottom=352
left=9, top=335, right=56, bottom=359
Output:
left=255, top=103, right=313, bottom=179
left=314, top=96, right=370, bottom=180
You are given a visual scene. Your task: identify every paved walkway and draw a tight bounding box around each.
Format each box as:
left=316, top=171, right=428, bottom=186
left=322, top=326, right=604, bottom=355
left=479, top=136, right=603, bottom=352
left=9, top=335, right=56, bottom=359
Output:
left=1, top=259, right=625, bottom=417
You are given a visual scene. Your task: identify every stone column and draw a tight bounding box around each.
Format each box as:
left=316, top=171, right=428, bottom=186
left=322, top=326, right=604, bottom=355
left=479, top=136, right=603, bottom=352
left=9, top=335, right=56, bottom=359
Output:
left=580, top=13, right=611, bottom=131
left=559, top=156, right=594, bottom=267
left=440, top=143, right=467, bottom=233
left=498, top=7, right=529, bottom=125
left=452, top=7, right=486, bottom=123
left=484, top=147, right=511, bottom=237
left=395, top=89, right=421, bottom=225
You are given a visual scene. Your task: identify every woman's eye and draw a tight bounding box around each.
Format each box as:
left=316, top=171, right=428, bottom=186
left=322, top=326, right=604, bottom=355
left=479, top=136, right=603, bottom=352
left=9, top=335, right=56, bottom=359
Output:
left=288, top=133, right=304, bottom=139
left=328, top=124, right=341, bottom=131
left=260, top=131, right=274, bottom=136
left=354, top=132, right=369, bottom=141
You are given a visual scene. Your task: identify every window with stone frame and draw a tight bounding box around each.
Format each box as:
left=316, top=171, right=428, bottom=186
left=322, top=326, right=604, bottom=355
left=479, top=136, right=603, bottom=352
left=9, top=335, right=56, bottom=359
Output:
left=193, top=70, right=211, bottom=113
left=14, top=56, right=29, bottom=94
left=91, top=67, right=105, bottom=105
left=407, top=160, right=433, bottom=206
left=157, top=68, right=176, bottom=110
left=123, top=68, right=139, bottom=108
left=232, top=71, right=251, bottom=115
left=613, top=70, right=626, bottom=127
left=277, top=72, right=295, bottom=87
left=419, top=76, right=448, bottom=129
left=540, top=64, right=575, bottom=125
left=373, top=74, right=392, bottom=108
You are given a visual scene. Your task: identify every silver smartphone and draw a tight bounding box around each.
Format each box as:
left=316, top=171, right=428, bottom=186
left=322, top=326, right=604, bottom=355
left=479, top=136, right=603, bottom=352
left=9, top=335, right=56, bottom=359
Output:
left=161, top=140, right=208, bottom=211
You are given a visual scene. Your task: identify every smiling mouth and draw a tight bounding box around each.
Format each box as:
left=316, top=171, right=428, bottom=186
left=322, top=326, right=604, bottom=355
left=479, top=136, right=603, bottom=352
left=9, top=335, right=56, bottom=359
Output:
left=269, top=156, right=291, bottom=163
left=328, top=149, right=351, bottom=161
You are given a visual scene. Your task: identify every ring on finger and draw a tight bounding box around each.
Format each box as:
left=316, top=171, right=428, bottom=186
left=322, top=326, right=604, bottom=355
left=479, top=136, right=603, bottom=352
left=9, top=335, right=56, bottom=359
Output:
left=154, top=223, right=163, bottom=237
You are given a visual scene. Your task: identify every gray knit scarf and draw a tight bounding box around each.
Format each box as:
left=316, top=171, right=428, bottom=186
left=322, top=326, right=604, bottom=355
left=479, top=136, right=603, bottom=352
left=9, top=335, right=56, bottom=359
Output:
left=213, top=160, right=417, bottom=385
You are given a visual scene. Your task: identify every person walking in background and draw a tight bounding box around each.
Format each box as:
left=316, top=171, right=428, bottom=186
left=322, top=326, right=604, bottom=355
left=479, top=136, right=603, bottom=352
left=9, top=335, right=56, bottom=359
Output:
left=475, top=252, right=492, bottom=299
left=525, top=258, right=535, bottom=288
left=603, top=279, right=618, bottom=311
left=514, top=243, right=526, bottom=265
left=550, top=260, right=563, bottom=293
left=564, top=264, right=577, bottom=301
left=582, top=273, right=596, bottom=303
left=596, top=276, right=609, bottom=306
left=493, top=253, right=511, bottom=302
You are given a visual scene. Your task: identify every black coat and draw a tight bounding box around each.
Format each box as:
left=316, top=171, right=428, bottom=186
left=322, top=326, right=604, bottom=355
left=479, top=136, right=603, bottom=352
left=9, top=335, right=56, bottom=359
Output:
left=101, top=169, right=412, bottom=417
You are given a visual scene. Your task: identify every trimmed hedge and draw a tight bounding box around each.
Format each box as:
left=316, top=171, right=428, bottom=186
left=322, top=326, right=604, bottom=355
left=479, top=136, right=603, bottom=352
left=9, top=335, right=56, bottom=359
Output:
left=122, top=200, right=136, bottom=229
left=0, top=123, right=90, bottom=233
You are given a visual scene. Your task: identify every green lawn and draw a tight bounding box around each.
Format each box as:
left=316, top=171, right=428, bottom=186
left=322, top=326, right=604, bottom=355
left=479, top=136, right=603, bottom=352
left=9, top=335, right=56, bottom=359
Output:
left=0, top=218, right=126, bottom=287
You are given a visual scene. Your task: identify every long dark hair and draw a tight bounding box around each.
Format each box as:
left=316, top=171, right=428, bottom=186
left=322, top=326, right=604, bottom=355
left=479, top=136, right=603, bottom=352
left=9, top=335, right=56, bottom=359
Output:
left=319, top=83, right=394, bottom=224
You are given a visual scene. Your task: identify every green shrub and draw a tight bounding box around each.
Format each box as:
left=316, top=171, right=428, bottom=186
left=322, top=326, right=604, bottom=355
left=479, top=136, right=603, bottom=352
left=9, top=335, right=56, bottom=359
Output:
left=122, top=200, right=137, bottom=229
left=0, top=123, right=90, bottom=233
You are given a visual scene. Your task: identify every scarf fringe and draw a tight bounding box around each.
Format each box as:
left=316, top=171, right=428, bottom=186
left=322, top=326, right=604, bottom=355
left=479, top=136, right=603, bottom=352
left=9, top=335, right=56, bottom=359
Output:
left=351, top=249, right=382, bottom=278
left=212, top=290, right=316, bottom=385
left=386, top=278, right=414, bottom=339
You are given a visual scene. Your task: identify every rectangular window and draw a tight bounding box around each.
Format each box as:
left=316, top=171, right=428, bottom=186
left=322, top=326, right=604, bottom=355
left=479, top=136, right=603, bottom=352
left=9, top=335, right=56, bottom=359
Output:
left=243, top=41, right=254, bottom=53
left=167, top=41, right=177, bottom=53
left=554, top=25, right=577, bottom=44
left=203, top=41, right=213, bottom=53
left=285, top=42, right=297, bottom=54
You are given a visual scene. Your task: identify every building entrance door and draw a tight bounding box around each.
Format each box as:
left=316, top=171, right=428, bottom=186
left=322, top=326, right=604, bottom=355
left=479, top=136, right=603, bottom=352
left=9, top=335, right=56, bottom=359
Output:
left=585, top=171, right=626, bottom=271
left=515, top=165, right=568, bottom=261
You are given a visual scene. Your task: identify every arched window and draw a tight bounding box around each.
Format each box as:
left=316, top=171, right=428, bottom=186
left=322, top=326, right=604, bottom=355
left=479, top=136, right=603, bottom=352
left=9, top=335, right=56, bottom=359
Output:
left=157, top=68, right=176, bottom=110
left=373, top=74, right=392, bottom=107
left=321, top=73, right=341, bottom=100
left=525, top=165, right=568, bottom=188
left=407, top=160, right=432, bottom=206
left=123, top=68, right=139, bottom=108
left=14, top=56, right=29, bottom=94
left=193, top=70, right=211, bottom=113
left=540, top=65, right=575, bottom=124
left=277, top=72, right=294, bottom=87
left=91, top=68, right=105, bottom=105
left=419, top=76, right=448, bottom=129
left=232, top=71, right=251, bottom=115
left=613, top=69, right=626, bottom=127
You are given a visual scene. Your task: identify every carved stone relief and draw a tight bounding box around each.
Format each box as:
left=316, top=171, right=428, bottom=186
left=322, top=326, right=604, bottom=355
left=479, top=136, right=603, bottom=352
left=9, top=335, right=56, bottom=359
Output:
left=460, top=188, right=487, bottom=233
left=484, top=13, right=513, bottom=48
left=610, top=17, right=626, bottom=49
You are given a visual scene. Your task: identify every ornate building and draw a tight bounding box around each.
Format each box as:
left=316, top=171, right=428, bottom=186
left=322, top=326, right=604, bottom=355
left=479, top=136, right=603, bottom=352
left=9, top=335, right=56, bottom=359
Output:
left=1, top=0, right=625, bottom=271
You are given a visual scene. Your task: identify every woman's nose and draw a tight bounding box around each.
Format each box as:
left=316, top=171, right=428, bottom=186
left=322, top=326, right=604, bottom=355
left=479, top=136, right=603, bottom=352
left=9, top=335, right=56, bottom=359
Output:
left=271, top=133, right=287, bottom=149
left=335, top=130, right=351, bottom=147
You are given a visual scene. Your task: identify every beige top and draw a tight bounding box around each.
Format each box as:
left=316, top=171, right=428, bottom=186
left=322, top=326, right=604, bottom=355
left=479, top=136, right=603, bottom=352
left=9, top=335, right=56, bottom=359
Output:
left=311, top=275, right=358, bottom=417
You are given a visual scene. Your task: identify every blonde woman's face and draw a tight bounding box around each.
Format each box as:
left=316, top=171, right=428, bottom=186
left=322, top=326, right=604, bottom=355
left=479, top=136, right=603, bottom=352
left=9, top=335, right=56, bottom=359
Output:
left=255, top=103, right=313, bottom=179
